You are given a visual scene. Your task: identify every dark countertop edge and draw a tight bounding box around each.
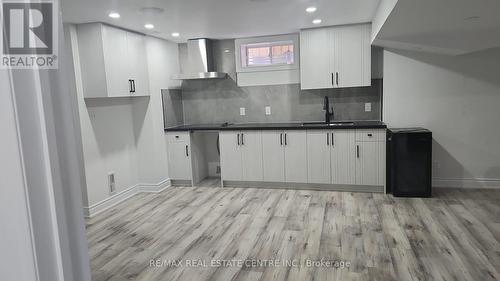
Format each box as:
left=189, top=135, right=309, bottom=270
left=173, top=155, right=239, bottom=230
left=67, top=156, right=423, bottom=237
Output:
left=165, top=122, right=387, bottom=132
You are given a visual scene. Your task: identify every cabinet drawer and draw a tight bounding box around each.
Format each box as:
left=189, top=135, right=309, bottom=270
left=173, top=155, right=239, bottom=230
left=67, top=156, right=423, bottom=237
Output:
left=166, top=132, right=190, bottom=143
left=355, top=129, right=385, bottom=142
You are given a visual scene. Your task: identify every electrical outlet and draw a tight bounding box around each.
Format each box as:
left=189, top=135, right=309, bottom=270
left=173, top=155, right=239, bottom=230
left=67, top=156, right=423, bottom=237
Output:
left=364, top=103, right=372, bottom=112
left=265, top=106, right=271, bottom=115
left=240, top=107, right=246, bottom=116
left=108, top=172, right=116, bottom=194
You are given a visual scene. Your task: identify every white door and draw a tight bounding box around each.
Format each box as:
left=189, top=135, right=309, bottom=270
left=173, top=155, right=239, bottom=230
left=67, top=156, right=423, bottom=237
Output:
left=331, top=130, right=356, bottom=185
left=101, top=25, right=129, bottom=97
left=355, top=141, right=379, bottom=185
left=219, top=131, right=243, bottom=181
left=262, top=131, right=285, bottom=182
left=300, top=29, right=333, bottom=90
left=167, top=142, right=191, bottom=180
left=284, top=131, right=308, bottom=183
left=126, top=32, right=150, bottom=96
left=334, top=24, right=371, bottom=88
left=241, top=131, right=264, bottom=181
left=306, top=130, right=331, bottom=184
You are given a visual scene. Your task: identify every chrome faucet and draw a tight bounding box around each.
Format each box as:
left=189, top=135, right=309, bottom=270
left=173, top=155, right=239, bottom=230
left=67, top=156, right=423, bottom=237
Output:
left=323, top=96, right=334, bottom=123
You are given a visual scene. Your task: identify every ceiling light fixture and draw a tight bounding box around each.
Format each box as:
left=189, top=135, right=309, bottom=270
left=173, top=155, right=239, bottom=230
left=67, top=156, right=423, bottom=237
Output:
left=312, top=19, right=322, bottom=24
left=306, top=7, right=317, bottom=13
left=108, top=12, right=120, bottom=19
left=144, top=24, right=155, bottom=29
left=171, top=32, right=180, bottom=37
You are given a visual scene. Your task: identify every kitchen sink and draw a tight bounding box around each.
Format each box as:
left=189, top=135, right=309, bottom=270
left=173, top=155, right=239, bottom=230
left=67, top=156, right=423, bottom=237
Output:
left=302, top=121, right=355, bottom=126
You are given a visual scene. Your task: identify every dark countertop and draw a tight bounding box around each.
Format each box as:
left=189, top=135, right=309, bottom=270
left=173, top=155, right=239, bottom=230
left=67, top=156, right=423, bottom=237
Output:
left=165, top=121, right=386, bottom=132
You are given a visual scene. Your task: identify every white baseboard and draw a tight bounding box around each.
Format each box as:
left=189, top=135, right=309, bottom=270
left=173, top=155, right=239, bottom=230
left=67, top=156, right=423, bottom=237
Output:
left=433, top=177, right=500, bottom=189
left=83, top=178, right=171, bottom=218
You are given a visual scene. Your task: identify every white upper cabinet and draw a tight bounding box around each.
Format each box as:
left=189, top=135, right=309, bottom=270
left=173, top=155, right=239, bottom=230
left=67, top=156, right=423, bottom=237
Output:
left=77, top=23, right=150, bottom=98
left=300, top=23, right=371, bottom=90
left=300, top=28, right=332, bottom=90
left=125, top=31, right=149, bottom=96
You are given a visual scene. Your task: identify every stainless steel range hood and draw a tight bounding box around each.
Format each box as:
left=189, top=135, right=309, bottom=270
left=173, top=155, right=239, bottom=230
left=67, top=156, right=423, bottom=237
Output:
left=172, top=38, right=227, bottom=80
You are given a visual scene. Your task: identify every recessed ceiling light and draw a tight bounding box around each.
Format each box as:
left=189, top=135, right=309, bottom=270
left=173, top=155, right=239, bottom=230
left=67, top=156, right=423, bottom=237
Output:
left=224, top=49, right=230, bottom=53
left=171, top=32, right=180, bottom=37
left=306, top=7, right=317, bottom=13
left=312, top=19, right=322, bottom=24
left=144, top=24, right=155, bottom=29
left=108, top=12, right=120, bottom=19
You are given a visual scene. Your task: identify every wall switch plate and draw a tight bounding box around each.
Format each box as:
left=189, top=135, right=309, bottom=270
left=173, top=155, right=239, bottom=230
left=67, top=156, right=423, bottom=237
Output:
left=240, top=107, right=246, bottom=116
left=265, top=106, right=271, bottom=115
left=364, top=103, right=372, bottom=112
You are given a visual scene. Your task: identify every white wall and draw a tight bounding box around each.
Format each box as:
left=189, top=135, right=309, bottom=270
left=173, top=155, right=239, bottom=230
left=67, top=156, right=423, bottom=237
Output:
left=67, top=25, right=180, bottom=208
left=383, top=48, right=500, bottom=188
left=138, top=36, right=181, bottom=182
left=0, top=70, right=39, bottom=281
left=371, top=0, right=398, bottom=42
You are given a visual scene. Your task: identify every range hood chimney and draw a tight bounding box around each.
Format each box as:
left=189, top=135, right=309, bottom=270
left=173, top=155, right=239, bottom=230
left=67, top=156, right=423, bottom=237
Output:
left=172, top=38, right=227, bottom=80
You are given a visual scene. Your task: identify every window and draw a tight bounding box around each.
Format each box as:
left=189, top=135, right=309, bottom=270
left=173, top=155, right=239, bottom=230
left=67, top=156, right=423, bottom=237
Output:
left=234, top=34, right=300, bottom=86
left=235, top=34, right=299, bottom=74
left=242, top=41, right=294, bottom=67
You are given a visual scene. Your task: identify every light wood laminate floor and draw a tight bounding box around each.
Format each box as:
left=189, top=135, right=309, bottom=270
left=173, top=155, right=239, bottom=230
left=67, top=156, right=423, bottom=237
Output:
left=86, top=179, right=500, bottom=281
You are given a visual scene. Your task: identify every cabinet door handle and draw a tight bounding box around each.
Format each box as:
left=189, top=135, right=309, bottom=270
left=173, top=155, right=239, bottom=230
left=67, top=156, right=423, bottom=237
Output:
left=185, top=145, right=189, bottom=157
left=284, top=133, right=287, bottom=146
left=237, top=133, right=240, bottom=145
left=132, top=80, right=136, bottom=93
left=280, top=133, right=283, bottom=146
left=327, top=133, right=329, bottom=146
left=331, top=73, right=334, bottom=86
left=241, top=133, right=244, bottom=145
left=128, top=79, right=133, bottom=92
left=356, top=145, right=360, bottom=158
left=331, top=133, right=334, bottom=147
left=336, top=72, right=339, bottom=86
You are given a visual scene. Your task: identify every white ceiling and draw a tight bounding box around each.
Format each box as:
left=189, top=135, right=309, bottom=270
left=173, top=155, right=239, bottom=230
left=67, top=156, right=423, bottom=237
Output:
left=374, top=0, right=500, bottom=55
left=61, top=0, right=381, bottom=42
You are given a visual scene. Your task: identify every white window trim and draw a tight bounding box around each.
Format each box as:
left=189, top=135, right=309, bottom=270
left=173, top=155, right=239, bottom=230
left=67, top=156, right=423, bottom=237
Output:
left=235, top=34, right=299, bottom=73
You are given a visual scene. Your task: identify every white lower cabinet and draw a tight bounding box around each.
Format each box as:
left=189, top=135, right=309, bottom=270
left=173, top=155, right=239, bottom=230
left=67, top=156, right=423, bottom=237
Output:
left=220, top=131, right=263, bottom=182
left=355, top=142, right=379, bottom=185
left=354, top=130, right=386, bottom=186
left=262, top=131, right=285, bottom=182
left=219, top=131, right=243, bottom=181
left=241, top=131, right=264, bottom=181
left=307, top=130, right=331, bottom=184
left=307, top=130, right=356, bottom=185
left=220, top=128, right=385, bottom=191
left=331, top=130, right=356, bottom=185
left=166, top=132, right=192, bottom=181
left=261, top=131, right=307, bottom=183
left=283, top=131, right=308, bottom=183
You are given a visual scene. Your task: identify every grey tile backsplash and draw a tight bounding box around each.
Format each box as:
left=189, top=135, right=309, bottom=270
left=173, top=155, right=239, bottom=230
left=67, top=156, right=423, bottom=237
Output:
left=163, top=39, right=382, bottom=127
left=180, top=79, right=382, bottom=125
